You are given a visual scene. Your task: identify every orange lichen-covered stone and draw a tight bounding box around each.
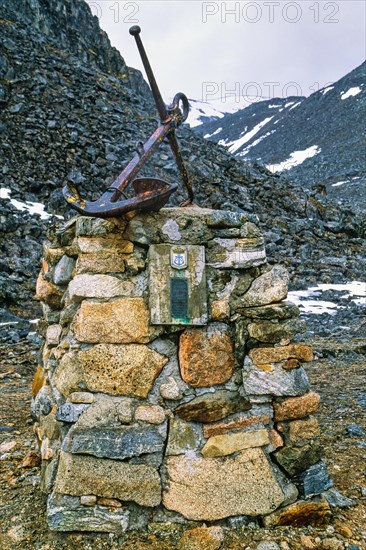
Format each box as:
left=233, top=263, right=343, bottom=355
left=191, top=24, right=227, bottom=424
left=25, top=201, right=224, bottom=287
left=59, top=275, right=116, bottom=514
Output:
left=282, top=358, right=301, bottom=370
left=286, top=416, right=320, bottom=442
left=35, top=272, right=63, bottom=309
left=76, top=253, right=126, bottom=274
left=179, top=325, right=235, bottom=387
left=268, top=429, right=284, bottom=450
left=274, top=392, right=321, bottom=421
left=32, top=365, right=46, bottom=397
left=54, top=344, right=168, bottom=398
left=211, top=300, right=230, bottom=321
left=203, top=414, right=271, bottom=439
left=178, top=526, right=224, bottom=550
left=263, top=497, right=331, bottom=527
left=249, top=344, right=313, bottom=365
left=74, top=298, right=161, bottom=344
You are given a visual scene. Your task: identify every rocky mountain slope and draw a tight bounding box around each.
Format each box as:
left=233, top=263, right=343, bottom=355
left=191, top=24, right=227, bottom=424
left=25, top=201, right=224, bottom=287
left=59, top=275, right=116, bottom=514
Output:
left=195, top=63, right=366, bottom=209
left=0, top=0, right=365, bottom=327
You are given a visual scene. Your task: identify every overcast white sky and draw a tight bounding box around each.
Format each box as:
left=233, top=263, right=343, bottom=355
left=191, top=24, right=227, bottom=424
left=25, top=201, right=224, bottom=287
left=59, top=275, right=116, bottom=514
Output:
left=87, top=1, right=366, bottom=109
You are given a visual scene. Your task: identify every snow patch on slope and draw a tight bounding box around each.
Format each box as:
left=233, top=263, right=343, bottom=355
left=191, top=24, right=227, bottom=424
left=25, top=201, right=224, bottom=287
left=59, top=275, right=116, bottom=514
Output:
left=186, top=99, right=225, bottom=128
left=266, top=145, right=321, bottom=173
left=332, top=176, right=360, bottom=187
left=204, top=127, right=223, bottom=139
left=321, top=86, right=334, bottom=95
left=341, top=87, right=362, bottom=100
left=223, top=117, right=274, bottom=154
left=0, top=187, right=63, bottom=220
left=289, top=101, right=302, bottom=110
left=0, top=188, right=11, bottom=199
left=288, top=282, right=366, bottom=314
left=238, top=129, right=277, bottom=158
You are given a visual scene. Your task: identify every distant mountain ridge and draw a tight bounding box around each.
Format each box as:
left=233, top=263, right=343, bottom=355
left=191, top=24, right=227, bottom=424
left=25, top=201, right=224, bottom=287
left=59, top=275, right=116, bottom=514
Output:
left=195, top=62, right=366, bottom=210
left=0, top=0, right=150, bottom=96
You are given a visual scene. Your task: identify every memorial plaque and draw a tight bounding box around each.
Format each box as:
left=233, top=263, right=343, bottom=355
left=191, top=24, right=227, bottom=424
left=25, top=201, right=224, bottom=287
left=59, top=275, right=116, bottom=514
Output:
left=170, top=278, right=188, bottom=321
left=148, top=244, right=207, bottom=325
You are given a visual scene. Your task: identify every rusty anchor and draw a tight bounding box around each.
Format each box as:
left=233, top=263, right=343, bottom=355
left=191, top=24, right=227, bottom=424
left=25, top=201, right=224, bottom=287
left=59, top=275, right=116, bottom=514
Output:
left=62, top=25, right=193, bottom=218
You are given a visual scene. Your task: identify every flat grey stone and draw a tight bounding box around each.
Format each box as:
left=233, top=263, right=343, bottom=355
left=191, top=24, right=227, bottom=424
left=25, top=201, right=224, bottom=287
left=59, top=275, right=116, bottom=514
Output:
left=227, top=515, right=250, bottom=528
left=346, top=423, right=365, bottom=436
left=31, top=385, right=54, bottom=418
left=123, top=216, right=160, bottom=245
left=40, top=457, right=58, bottom=494
left=207, top=237, right=266, bottom=269
left=47, top=492, right=129, bottom=533
left=239, top=265, right=289, bottom=307
left=213, top=228, right=241, bottom=238
left=68, top=274, right=138, bottom=301
left=256, top=542, right=281, bottom=550
left=56, top=403, right=90, bottom=423
left=243, top=359, right=310, bottom=397
left=124, top=208, right=215, bottom=245
left=322, top=487, right=356, bottom=508
left=62, top=424, right=166, bottom=459
left=166, top=418, right=200, bottom=456
left=53, top=255, right=75, bottom=286
left=237, top=301, right=300, bottom=320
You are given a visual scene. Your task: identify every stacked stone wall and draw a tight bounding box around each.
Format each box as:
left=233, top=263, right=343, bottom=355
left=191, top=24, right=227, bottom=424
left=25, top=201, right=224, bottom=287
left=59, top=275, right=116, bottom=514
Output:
left=33, top=207, right=333, bottom=532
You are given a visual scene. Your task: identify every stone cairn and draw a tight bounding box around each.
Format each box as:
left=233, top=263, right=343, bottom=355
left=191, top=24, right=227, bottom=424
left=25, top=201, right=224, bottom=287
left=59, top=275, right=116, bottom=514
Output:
left=33, top=207, right=333, bottom=533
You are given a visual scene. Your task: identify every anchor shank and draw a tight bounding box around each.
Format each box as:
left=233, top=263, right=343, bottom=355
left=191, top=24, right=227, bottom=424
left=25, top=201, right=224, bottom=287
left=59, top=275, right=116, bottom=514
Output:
left=167, top=132, right=194, bottom=204
left=108, top=120, right=174, bottom=202
left=129, top=26, right=169, bottom=123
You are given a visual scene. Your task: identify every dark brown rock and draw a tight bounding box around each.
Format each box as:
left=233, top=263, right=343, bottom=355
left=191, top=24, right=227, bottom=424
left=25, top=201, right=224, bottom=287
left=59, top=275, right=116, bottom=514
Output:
left=274, top=443, right=323, bottom=476
left=175, top=391, right=251, bottom=423
left=237, top=301, right=300, bottom=319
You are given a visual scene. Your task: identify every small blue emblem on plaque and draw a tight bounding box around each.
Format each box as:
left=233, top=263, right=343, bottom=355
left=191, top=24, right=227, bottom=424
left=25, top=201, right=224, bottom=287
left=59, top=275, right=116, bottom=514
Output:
left=170, top=249, right=188, bottom=270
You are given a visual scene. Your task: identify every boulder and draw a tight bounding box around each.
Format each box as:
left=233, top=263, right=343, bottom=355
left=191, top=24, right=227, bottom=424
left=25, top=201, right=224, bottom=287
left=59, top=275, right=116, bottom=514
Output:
left=273, top=392, right=321, bottom=421
left=263, top=497, right=331, bottom=527
left=243, top=359, right=310, bottom=397
left=73, top=298, right=161, bottom=344
left=179, top=324, right=235, bottom=387
left=163, top=448, right=285, bottom=520
left=54, top=344, right=168, bottom=398
left=201, top=428, right=269, bottom=457
left=54, top=452, right=161, bottom=507
left=239, top=265, right=289, bottom=307
left=62, top=424, right=166, bottom=459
